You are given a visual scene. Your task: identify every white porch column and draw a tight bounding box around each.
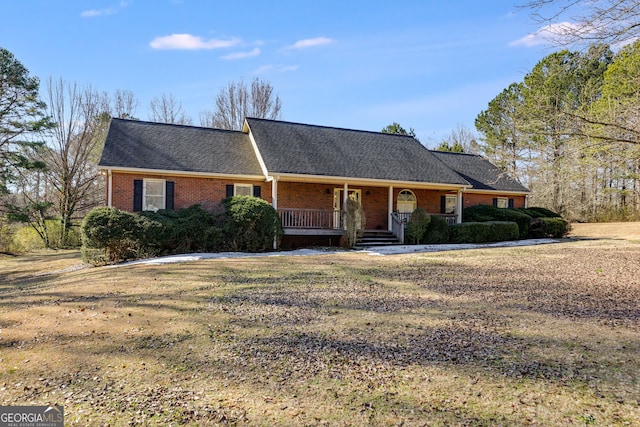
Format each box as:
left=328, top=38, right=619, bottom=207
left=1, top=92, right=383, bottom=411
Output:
left=271, top=176, right=278, bottom=209
left=343, top=182, right=348, bottom=206
left=388, top=186, right=394, bottom=231
left=456, top=189, right=463, bottom=224
left=107, top=169, right=113, bottom=207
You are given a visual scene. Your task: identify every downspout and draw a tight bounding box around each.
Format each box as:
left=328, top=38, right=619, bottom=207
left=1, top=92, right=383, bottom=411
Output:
left=107, top=169, right=113, bottom=207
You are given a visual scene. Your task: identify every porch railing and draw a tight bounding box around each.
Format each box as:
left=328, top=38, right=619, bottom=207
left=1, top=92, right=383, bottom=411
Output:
left=278, top=208, right=336, bottom=229
left=390, top=212, right=405, bottom=243
left=396, top=212, right=458, bottom=226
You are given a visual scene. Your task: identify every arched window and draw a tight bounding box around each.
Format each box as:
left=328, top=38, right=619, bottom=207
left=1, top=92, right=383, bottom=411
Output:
left=397, top=189, right=417, bottom=213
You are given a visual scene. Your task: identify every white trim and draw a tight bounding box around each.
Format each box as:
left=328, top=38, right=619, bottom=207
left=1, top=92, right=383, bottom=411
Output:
left=271, top=172, right=470, bottom=190
left=244, top=121, right=270, bottom=179
left=143, top=178, right=166, bottom=212
left=463, top=188, right=529, bottom=196
left=233, top=183, right=253, bottom=196
left=496, top=196, right=509, bottom=209
left=271, top=176, right=279, bottom=209
left=97, top=165, right=265, bottom=181
left=456, top=190, right=463, bottom=224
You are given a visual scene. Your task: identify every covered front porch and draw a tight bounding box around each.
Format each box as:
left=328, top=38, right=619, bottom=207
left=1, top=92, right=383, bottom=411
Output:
left=270, top=179, right=464, bottom=244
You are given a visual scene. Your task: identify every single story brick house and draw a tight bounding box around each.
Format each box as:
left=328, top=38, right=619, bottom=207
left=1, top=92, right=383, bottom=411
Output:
left=98, top=117, right=529, bottom=246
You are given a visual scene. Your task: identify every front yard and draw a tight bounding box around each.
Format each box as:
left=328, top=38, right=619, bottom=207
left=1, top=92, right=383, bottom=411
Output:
left=0, top=224, right=639, bottom=426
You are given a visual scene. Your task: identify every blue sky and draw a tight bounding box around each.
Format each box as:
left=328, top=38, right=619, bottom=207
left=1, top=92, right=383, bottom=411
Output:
left=1, top=1, right=563, bottom=146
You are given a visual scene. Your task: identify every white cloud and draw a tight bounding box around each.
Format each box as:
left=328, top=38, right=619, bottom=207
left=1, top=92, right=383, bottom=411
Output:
left=253, top=64, right=299, bottom=74
left=81, top=1, right=129, bottom=17
left=150, top=34, right=241, bottom=50
left=287, top=37, right=334, bottom=49
left=221, top=48, right=261, bottom=60
left=81, top=7, right=118, bottom=17
left=509, top=22, right=589, bottom=47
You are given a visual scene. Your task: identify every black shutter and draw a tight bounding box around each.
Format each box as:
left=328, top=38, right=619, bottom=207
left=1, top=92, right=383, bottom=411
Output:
left=253, top=185, right=261, bottom=198
left=508, top=198, right=514, bottom=209
left=166, top=181, right=175, bottom=210
left=226, top=184, right=234, bottom=198
left=440, top=195, right=446, bottom=214
left=492, top=198, right=498, bottom=207
left=133, top=180, right=143, bottom=211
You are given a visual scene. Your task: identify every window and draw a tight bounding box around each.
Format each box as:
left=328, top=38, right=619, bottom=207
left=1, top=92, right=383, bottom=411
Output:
left=495, top=197, right=508, bottom=209
left=143, top=179, right=165, bottom=211
left=444, top=195, right=457, bottom=214
left=234, top=183, right=253, bottom=196
left=397, top=189, right=417, bottom=214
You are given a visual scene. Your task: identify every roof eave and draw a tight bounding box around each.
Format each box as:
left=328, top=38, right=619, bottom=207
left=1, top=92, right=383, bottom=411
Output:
left=270, top=172, right=471, bottom=190
left=98, top=165, right=267, bottom=181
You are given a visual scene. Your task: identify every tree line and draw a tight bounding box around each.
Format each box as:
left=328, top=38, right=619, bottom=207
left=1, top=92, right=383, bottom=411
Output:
left=475, top=41, right=640, bottom=221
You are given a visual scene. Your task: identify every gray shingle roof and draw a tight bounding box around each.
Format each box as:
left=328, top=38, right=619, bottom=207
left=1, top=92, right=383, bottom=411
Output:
left=99, top=118, right=264, bottom=176
left=431, top=151, right=529, bottom=192
left=245, top=118, right=469, bottom=186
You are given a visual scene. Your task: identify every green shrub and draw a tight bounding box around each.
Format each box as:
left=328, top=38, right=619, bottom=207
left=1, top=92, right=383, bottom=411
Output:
left=406, top=208, right=431, bottom=244
left=223, top=196, right=283, bottom=252
left=463, top=205, right=531, bottom=238
left=421, top=214, right=449, bottom=244
left=81, top=207, right=141, bottom=264
left=449, top=221, right=519, bottom=244
left=539, top=217, right=570, bottom=238
left=140, top=205, right=220, bottom=253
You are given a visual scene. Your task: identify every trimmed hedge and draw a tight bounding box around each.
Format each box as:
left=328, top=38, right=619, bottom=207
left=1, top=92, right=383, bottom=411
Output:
left=81, top=198, right=283, bottom=265
left=223, top=196, right=283, bottom=252
left=528, top=217, right=571, bottom=238
left=449, top=221, right=519, bottom=244
left=463, top=205, right=531, bottom=238
left=421, top=214, right=450, bottom=244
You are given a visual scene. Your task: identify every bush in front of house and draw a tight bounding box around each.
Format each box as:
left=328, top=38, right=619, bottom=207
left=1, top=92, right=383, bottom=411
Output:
left=81, top=199, right=283, bottom=265
left=81, top=207, right=142, bottom=264
left=528, top=217, right=571, bottom=238
left=139, top=204, right=223, bottom=253
left=222, top=196, right=284, bottom=252
left=420, top=214, right=450, bottom=244
left=406, top=208, right=431, bottom=244
left=449, top=221, right=519, bottom=244
left=463, top=205, right=531, bottom=239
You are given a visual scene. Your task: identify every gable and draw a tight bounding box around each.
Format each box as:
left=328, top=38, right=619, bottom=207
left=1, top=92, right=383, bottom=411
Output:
left=99, top=118, right=264, bottom=177
left=431, top=151, right=529, bottom=193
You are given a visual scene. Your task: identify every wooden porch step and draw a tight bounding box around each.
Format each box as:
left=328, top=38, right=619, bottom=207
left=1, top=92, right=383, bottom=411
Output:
left=356, top=230, right=402, bottom=247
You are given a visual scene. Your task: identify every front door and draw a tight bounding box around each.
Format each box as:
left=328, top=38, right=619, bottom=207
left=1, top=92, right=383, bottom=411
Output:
left=333, top=189, right=362, bottom=229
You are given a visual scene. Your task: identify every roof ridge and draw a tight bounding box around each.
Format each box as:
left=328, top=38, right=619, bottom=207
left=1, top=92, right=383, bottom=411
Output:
left=112, top=117, right=246, bottom=134
left=245, top=117, right=417, bottom=139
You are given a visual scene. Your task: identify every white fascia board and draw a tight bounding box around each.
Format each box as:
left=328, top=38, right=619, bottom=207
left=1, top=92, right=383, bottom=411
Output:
left=273, top=172, right=471, bottom=190
left=97, top=165, right=266, bottom=181
left=244, top=121, right=270, bottom=179
left=463, top=188, right=530, bottom=196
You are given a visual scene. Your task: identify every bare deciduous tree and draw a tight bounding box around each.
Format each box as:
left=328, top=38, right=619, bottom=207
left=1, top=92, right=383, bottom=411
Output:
left=112, top=89, right=139, bottom=119
left=201, top=78, right=282, bottom=130
left=521, top=0, right=640, bottom=46
left=43, top=78, right=110, bottom=246
left=149, top=93, right=192, bottom=125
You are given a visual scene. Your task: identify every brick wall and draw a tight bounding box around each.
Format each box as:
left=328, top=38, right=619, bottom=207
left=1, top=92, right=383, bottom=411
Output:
left=462, top=193, right=526, bottom=209
left=111, top=172, right=270, bottom=212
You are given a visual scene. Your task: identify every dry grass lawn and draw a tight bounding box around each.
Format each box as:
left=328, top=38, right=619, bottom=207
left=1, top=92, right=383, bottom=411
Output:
left=0, top=223, right=639, bottom=426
